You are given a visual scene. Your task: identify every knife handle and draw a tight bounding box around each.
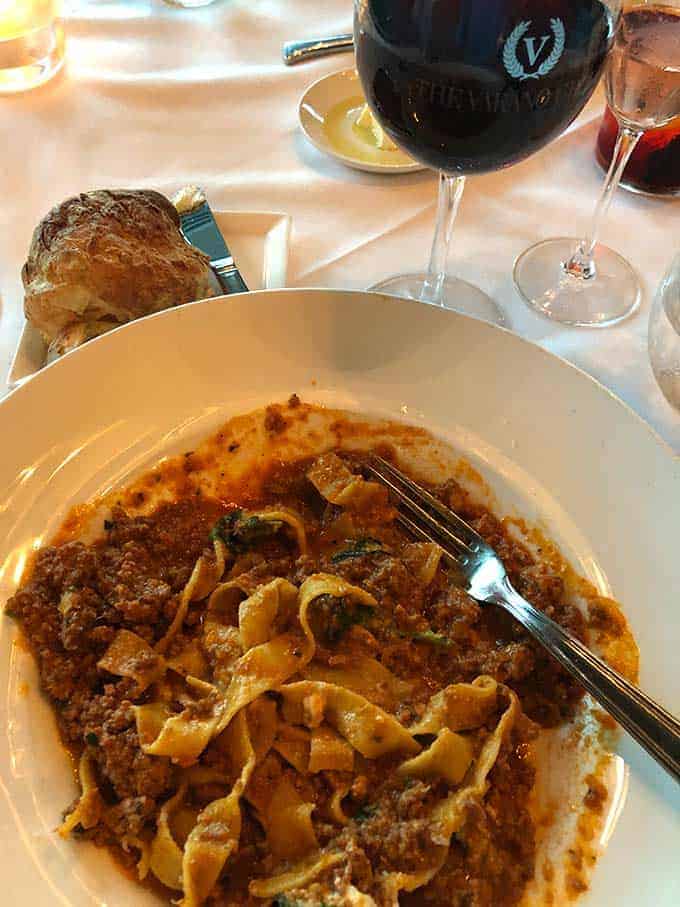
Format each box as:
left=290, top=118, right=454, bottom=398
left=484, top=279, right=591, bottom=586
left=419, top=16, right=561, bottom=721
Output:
left=214, top=262, right=248, bottom=295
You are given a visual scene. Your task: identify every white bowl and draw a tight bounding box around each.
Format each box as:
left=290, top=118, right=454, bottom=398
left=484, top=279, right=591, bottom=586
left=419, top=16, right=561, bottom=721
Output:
left=0, top=289, right=677, bottom=905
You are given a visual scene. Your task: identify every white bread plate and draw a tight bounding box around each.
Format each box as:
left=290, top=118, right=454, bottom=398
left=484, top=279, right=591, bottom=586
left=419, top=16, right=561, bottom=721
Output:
left=7, top=210, right=292, bottom=388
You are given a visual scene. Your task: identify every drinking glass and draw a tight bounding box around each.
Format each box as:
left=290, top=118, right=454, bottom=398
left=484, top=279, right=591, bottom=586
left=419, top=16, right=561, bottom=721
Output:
left=597, top=105, right=680, bottom=196
left=649, top=251, right=680, bottom=412
left=354, top=0, right=621, bottom=326
left=0, top=0, right=65, bottom=93
left=163, top=0, right=218, bottom=7
left=515, top=0, right=680, bottom=326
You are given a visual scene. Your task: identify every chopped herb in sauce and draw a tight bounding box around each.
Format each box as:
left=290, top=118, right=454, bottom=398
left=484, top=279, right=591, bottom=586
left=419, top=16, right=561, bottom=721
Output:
left=331, top=537, right=385, bottom=563
left=85, top=732, right=99, bottom=746
left=210, top=509, right=283, bottom=552
left=354, top=803, right=378, bottom=822
left=313, top=596, right=375, bottom=644
left=412, top=629, right=452, bottom=648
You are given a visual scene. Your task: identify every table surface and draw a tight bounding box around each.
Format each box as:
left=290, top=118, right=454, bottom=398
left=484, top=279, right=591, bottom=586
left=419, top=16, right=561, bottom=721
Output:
left=1, top=0, right=678, bottom=450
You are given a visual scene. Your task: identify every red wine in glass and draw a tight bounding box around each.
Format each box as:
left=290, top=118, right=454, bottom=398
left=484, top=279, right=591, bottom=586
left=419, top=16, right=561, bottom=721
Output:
left=355, top=0, right=616, bottom=175
left=597, top=3, right=680, bottom=197
left=597, top=106, right=680, bottom=196
left=353, top=0, right=619, bottom=323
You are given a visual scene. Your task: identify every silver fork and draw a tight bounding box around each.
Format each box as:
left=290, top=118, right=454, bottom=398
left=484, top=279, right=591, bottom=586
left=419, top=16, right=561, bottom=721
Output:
left=367, top=455, right=680, bottom=783
left=282, top=33, right=353, bottom=65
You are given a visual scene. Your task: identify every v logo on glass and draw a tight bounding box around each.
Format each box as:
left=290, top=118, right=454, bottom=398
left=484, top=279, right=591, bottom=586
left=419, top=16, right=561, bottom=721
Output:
left=524, top=34, right=551, bottom=67
left=503, top=19, right=566, bottom=81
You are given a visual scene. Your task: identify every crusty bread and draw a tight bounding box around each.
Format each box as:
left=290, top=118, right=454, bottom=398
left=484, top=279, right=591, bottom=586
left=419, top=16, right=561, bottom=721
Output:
left=45, top=320, right=114, bottom=364
left=22, top=189, right=216, bottom=344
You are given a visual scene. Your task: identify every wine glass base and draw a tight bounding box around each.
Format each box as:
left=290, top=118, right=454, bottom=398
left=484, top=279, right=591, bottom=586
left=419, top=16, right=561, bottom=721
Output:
left=514, top=238, right=642, bottom=327
left=369, top=272, right=507, bottom=327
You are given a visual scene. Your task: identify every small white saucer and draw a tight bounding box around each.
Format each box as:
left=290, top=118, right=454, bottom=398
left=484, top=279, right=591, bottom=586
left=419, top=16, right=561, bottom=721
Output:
left=298, top=68, right=425, bottom=175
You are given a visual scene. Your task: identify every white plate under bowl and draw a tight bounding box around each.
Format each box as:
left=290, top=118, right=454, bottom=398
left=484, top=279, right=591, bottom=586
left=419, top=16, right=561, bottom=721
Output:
left=7, top=209, right=292, bottom=388
left=298, top=68, right=425, bottom=174
left=0, top=289, right=678, bottom=905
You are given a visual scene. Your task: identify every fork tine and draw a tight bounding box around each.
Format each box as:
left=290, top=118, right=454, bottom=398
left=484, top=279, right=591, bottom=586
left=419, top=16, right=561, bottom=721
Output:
left=366, top=461, right=476, bottom=557
left=373, top=455, right=483, bottom=551
left=395, top=511, right=459, bottom=570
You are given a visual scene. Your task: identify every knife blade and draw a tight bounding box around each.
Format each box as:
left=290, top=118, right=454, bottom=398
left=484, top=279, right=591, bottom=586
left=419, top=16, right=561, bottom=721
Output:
left=178, top=199, right=248, bottom=296
left=282, top=33, right=353, bottom=65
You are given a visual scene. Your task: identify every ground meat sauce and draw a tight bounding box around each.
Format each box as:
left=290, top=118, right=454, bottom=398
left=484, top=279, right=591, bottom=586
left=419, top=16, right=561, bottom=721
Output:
left=7, top=451, right=590, bottom=907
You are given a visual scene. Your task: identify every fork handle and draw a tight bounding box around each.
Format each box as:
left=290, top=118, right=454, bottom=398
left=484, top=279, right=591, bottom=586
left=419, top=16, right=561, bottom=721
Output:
left=491, top=576, right=680, bottom=783
left=282, top=34, right=354, bottom=65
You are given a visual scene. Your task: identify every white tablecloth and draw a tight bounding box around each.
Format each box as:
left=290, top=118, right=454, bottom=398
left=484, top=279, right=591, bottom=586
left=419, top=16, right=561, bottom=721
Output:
left=1, top=0, right=678, bottom=449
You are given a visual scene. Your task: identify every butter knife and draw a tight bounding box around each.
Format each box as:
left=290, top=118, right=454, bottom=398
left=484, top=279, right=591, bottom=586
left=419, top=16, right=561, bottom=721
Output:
left=282, top=33, right=353, bottom=66
left=175, top=191, right=248, bottom=295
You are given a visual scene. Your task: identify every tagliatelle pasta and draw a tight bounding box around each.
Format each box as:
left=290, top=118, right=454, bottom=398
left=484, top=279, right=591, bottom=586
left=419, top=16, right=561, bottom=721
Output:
left=156, top=536, right=228, bottom=655
left=58, top=489, right=519, bottom=905
left=50, top=473, right=524, bottom=905
left=303, top=655, right=412, bottom=710
left=306, top=451, right=388, bottom=511
left=280, top=681, right=421, bottom=759
left=402, top=541, right=444, bottom=586
left=397, top=727, right=473, bottom=785
left=409, top=675, right=500, bottom=735
left=238, top=578, right=299, bottom=649
left=10, top=405, right=621, bottom=907
left=58, top=752, right=102, bottom=837
left=180, top=710, right=257, bottom=907
left=149, top=783, right=187, bottom=890
left=97, top=629, right=165, bottom=692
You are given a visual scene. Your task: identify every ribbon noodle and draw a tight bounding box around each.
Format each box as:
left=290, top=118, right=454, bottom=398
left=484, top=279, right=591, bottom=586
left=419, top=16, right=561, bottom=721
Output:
left=156, top=536, right=227, bottom=655
left=307, top=452, right=387, bottom=511
left=309, top=724, right=354, bottom=773
left=273, top=723, right=311, bottom=773
left=149, top=783, right=188, bottom=890
left=280, top=681, right=420, bottom=759
left=59, top=752, right=103, bottom=837
left=249, top=851, right=345, bottom=899
left=397, top=728, right=473, bottom=786
left=134, top=684, right=221, bottom=767
left=409, top=675, right=499, bottom=735
left=238, top=577, right=298, bottom=650
left=97, top=629, right=165, bottom=692
left=402, top=541, right=444, bottom=586
left=303, top=655, right=411, bottom=711
left=261, top=775, right=318, bottom=862
left=180, top=710, right=257, bottom=907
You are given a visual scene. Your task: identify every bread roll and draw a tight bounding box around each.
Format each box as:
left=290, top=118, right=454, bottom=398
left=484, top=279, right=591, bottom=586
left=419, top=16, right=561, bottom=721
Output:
left=45, top=320, right=114, bottom=364
left=22, top=189, right=216, bottom=344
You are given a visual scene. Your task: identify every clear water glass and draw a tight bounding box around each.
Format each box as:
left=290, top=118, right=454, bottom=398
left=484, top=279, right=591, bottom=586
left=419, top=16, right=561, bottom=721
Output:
left=163, top=0, right=218, bottom=7
left=649, top=252, right=680, bottom=412
left=0, top=0, right=65, bottom=93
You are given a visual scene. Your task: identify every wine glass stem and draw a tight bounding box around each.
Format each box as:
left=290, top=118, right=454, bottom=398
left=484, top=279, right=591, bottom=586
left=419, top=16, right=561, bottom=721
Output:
left=421, top=173, right=466, bottom=306
left=565, top=125, right=642, bottom=281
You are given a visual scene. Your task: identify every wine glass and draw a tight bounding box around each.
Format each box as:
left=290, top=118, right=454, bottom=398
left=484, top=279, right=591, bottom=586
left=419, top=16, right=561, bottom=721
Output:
left=649, top=251, right=680, bottom=412
left=354, top=0, right=621, bottom=326
left=515, top=0, right=680, bottom=326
